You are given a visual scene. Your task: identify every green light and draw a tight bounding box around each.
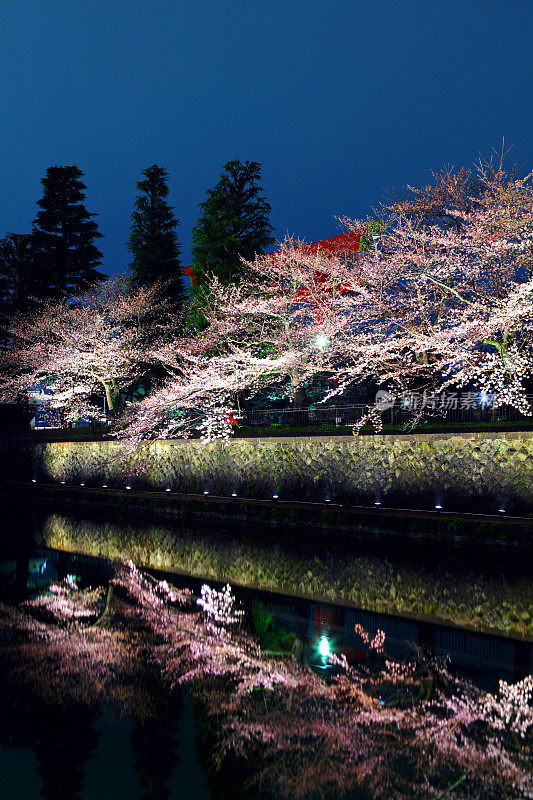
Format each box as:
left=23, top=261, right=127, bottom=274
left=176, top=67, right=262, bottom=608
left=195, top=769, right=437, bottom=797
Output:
left=319, top=635, right=330, bottom=658
left=314, top=334, right=329, bottom=350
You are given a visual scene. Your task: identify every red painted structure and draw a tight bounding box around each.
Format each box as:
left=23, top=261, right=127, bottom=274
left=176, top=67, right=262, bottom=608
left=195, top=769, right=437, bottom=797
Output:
left=293, top=231, right=361, bottom=257
left=182, top=267, right=198, bottom=286
left=289, top=232, right=362, bottom=323
left=182, top=232, right=362, bottom=288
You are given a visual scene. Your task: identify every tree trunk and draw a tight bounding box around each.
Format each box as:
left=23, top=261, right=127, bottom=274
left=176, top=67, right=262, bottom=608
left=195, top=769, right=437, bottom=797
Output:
left=93, top=583, right=114, bottom=627
left=103, top=382, right=115, bottom=414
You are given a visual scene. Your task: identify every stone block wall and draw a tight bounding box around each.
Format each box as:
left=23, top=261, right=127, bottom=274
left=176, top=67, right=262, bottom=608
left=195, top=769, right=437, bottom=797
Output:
left=3, top=430, right=533, bottom=513
left=37, top=512, right=533, bottom=640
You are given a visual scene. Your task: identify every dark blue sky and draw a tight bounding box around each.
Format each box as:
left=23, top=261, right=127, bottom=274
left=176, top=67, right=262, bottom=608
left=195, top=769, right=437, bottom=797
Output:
left=2, top=0, right=533, bottom=275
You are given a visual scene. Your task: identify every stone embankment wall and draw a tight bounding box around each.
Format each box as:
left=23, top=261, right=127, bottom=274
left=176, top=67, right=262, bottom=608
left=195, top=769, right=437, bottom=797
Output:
left=3, top=430, right=533, bottom=512
left=40, top=513, right=533, bottom=640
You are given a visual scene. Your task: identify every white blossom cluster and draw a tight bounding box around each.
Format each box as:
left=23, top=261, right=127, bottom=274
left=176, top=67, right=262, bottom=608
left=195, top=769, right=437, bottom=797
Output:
left=326, top=651, right=349, bottom=671
left=197, top=583, right=245, bottom=629
left=26, top=579, right=105, bottom=623
left=477, top=674, right=533, bottom=740
left=65, top=573, right=79, bottom=591
left=196, top=413, right=236, bottom=443
left=155, top=579, right=191, bottom=605
left=385, top=660, right=417, bottom=683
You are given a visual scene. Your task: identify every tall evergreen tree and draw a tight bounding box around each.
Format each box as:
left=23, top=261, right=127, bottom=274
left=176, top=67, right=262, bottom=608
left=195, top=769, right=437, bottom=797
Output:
left=0, top=232, right=38, bottom=315
left=32, top=165, right=105, bottom=299
left=127, top=164, right=184, bottom=306
left=191, top=160, right=274, bottom=288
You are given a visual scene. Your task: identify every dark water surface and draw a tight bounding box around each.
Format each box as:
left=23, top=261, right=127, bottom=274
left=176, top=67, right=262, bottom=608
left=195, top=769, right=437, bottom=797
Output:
left=1, top=504, right=532, bottom=799
left=0, top=695, right=211, bottom=800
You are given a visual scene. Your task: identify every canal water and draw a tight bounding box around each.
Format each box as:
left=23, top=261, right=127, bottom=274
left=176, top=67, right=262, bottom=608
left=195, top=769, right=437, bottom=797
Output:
left=1, top=505, right=532, bottom=798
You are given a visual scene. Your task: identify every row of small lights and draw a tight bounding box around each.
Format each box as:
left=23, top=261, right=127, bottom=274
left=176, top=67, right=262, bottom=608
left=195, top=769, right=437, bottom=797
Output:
left=32, top=478, right=507, bottom=514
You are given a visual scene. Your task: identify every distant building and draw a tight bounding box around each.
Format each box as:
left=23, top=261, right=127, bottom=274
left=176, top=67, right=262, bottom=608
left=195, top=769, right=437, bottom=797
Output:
left=181, top=232, right=362, bottom=288
left=290, top=231, right=361, bottom=257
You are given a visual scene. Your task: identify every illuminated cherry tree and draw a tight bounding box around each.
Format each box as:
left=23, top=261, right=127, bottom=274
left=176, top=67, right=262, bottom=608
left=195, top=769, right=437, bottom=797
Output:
left=0, top=277, right=183, bottom=422
left=117, top=155, right=533, bottom=441
left=5, top=155, right=532, bottom=442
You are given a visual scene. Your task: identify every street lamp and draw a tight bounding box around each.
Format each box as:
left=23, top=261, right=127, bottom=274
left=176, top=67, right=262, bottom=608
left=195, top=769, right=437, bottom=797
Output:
left=319, top=635, right=331, bottom=660
left=314, top=334, right=330, bottom=351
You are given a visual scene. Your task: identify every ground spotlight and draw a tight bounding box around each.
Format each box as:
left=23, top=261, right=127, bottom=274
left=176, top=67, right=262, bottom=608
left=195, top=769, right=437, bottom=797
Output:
left=319, top=635, right=331, bottom=661
left=166, top=487, right=171, bottom=492
left=80, top=483, right=85, bottom=487
left=272, top=494, right=279, bottom=500
left=102, top=484, right=108, bottom=489
left=60, top=480, right=65, bottom=484
left=126, top=485, right=131, bottom=490
left=203, top=490, right=209, bottom=495
left=435, top=503, right=442, bottom=511
left=231, top=492, right=237, bottom=497
left=31, top=479, right=36, bottom=483
left=374, top=500, right=381, bottom=506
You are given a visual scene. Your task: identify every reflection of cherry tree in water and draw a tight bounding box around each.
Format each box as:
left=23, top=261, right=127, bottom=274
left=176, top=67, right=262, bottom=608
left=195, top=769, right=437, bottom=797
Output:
left=33, top=704, right=99, bottom=800
left=130, top=675, right=182, bottom=800
left=1, top=563, right=531, bottom=800
left=0, top=653, right=99, bottom=799
left=0, top=573, right=181, bottom=800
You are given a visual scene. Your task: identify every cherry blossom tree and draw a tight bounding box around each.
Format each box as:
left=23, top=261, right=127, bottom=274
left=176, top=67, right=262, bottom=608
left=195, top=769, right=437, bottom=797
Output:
left=117, top=153, right=533, bottom=441
left=6, top=154, right=532, bottom=443
left=0, top=277, right=184, bottom=422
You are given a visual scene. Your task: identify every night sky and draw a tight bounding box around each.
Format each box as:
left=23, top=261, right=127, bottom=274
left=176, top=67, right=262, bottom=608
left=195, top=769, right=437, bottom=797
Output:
left=2, top=0, right=533, bottom=275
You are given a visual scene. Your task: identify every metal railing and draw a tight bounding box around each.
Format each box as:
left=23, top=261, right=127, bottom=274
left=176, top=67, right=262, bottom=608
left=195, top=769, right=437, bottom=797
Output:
left=24, top=395, right=533, bottom=437
left=236, top=397, right=533, bottom=430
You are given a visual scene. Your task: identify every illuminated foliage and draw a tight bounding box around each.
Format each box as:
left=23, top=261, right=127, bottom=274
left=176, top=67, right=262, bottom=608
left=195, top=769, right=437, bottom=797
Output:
left=0, top=277, right=184, bottom=419
left=1, top=565, right=531, bottom=800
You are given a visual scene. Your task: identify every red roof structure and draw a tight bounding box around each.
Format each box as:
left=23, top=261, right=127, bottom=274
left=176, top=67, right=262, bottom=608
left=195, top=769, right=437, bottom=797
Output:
left=182, top=231, right=362, bottom=290
left=182, top=266, right=197, bottom=286
left=294, top=231, right=361, bottom=256
left=290, top=233, right=362, bottom=318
